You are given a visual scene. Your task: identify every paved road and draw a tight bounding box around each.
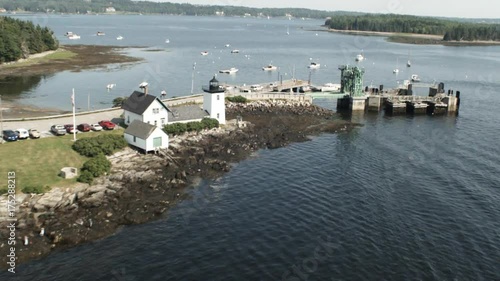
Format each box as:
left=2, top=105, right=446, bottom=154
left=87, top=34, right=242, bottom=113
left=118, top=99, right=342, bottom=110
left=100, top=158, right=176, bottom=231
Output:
left=1, top=109, right=123, bottom=138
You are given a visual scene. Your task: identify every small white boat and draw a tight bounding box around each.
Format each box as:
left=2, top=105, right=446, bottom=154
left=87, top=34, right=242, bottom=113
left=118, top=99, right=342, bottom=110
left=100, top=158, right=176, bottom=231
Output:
left=407, top=60, right=411, bottom=67
left=165, top=39, right=170, bottom=43
left=219, top=67, right=238, bottom=74
left=97, top=31, right=105, bottom=36
left=65, top=31, right=74, bottom=37
left=321, top=83, right=341, bottom=92
left=225, top=44, right=231, bottom=47
left=411, top=74, right=421, bottom=82
left=262, top=64, right=278, bottom=71
left=355, top=54, right=364, bottom=61
left=68, top=34, right=81, bottom=40
left=308, top=62, right=320, bottom=69
left=393, top=68, right=399, bottom=74
left=201, top=51, right=209, bottom=56
left=231, top=49, right=240, bottom=54
left=107, top=84, right=116, bottom=90
left=116, top=36, right=123, bottom=40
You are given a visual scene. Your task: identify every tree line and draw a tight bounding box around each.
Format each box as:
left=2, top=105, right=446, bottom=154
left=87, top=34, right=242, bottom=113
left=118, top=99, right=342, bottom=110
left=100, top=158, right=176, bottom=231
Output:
left=0, top=0, right=340, bottom=19
left=0, top=16, right=58, bottom=63
left=325, top=14, right=500, bottom=41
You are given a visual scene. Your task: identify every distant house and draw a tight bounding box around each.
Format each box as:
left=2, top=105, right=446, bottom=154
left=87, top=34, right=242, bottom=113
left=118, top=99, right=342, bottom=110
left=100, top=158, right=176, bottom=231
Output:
left=122, top=91, right=170, bottom=128
left=0, top=8, right=7, bottom=13
left=124, top=120, right=169, bottom=152
left=105, top=7, right=116, bottom=13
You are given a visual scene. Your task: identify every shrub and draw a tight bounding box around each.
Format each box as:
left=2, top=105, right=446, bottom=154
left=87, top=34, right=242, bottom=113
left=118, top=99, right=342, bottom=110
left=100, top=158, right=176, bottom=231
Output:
left=112, top=97, right=127, bottom=108
left=201, top=118, right=219, bottom=129
left=0, top=187, right=7, bottom=195
left=77, top=170, right=95, bottom=184
left=163, top=122, right=187, bottom=135
left=226, top=95, right=247, bottom=103
left=163, top=118, right=220, bottom=135
left=72, top=134, right=128, bottom=157
left=22, top=185, right=49, bottom=194
left=81, top=154, right=111, bottom=177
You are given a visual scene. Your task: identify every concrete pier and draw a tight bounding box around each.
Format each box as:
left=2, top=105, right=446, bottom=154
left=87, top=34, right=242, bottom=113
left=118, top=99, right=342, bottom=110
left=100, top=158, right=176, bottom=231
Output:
left=367, top=96, right=382, bottom=111
left=351, top=96, right=367, bottom=111
left=407, top=102, right=428, bottom=115
left=426, top=102, right=448, bottom=115
left=385, top=100, right=407, bottom=115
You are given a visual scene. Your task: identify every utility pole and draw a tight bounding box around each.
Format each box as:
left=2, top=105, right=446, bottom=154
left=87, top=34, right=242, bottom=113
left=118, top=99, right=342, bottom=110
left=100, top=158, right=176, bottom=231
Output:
left=191, top=62, right=196, bottom=94
left=0, top=95, right=3, bottom=144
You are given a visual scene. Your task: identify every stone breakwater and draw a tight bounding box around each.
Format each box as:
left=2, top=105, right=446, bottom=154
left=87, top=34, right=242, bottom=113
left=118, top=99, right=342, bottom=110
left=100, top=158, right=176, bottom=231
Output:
left=0, top=100, right=357, bottom=266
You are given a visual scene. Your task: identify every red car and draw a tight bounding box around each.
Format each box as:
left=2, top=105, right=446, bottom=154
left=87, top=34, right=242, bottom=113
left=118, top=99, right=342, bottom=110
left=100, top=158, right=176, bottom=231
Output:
left=77, top=123, right=91, bottom=132
left=64, top=124, right=78, bottom=134
left=98, top=120, right=116, bottom=130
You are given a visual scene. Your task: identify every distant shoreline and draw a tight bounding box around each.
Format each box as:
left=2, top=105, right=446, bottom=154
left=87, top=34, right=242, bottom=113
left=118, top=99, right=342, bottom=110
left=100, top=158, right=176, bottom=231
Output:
left=324, top=28, right=500, bottom=46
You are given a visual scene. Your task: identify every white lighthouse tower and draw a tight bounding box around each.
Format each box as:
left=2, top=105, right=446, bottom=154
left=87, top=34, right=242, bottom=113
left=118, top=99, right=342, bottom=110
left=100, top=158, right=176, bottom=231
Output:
left=203, top=75, right=226, bottom=124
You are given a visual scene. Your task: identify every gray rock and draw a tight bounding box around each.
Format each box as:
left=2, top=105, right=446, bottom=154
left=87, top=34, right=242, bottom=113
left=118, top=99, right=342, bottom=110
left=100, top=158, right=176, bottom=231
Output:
left=34, top=190, right=65, bottom=211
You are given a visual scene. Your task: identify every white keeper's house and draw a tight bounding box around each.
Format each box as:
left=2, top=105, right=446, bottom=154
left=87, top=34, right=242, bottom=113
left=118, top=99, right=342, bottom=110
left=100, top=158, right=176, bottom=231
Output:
left=121, top=77, right=226, bottom=152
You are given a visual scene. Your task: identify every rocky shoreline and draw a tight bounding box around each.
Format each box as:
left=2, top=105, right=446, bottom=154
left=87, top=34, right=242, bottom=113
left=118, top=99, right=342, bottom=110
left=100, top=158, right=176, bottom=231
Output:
left=0, top=100, right=357, bottom=266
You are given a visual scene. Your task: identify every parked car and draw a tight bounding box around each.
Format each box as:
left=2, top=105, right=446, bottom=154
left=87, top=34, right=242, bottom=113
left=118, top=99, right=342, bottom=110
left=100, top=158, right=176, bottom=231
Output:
left=2, top=130, right=18, bottom=141
left=64, top=124, right=78, bottom=134
left=91, top=123, right=103, bottom=131
left=28, top=129, right=41, bottom=139
left=77, top=123, right=91, bottom=132
left=250, top=84, right=264, bottom=92
left=98, top=120, right=116, bottom=130
left=51, top=124, right=66, bottom=136
left=15, top=128, right=29, bottom=139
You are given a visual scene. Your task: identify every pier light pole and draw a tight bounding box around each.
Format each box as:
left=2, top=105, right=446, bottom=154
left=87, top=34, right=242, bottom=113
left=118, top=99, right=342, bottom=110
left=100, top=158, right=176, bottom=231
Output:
left=191, top=62, right=196, bottom=94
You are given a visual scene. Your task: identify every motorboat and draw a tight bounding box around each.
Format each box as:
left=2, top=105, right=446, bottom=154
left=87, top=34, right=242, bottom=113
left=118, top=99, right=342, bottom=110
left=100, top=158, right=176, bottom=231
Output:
left=201, top=51, right=209, bottom=56
left=97, top=31, right=105, bottom=36
left=68, top=34, right=81, bottom=40
left=321, top=83, right=341, bottom=92
left=411, top=74, right=421, bottom=82
left=219, top=67, right=238, bottom=74
left=308, top=62, right=320, bottom=69
left=65, top=31, right=74, bottom=37
left=393, top=68, right=399, bottom=74
left=407, top=60, right=411, bottom=67
left=116, top=36, right=123, bottom=40
left=107, top=84, right=116, bottom=90
left=225, top=44, right=231, bottom=47
left=231, top=49, right=240, bottom=54
left=262, top=64, right=278, bottom=71
left=165, top=39, right=170, bottom=43
left=355, top=54, right=364, bottom=61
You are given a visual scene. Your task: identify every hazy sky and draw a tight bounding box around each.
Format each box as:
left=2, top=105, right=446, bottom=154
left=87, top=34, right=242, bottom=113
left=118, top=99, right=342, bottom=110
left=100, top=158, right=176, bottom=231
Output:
left=154, top=0, right=498, bottom=18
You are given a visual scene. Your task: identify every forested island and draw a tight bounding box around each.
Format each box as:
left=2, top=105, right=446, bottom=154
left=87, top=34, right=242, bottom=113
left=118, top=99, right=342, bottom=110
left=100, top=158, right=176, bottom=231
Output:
left=0, top=16, right=58, bottom=63
left=325, top=14, right=500, bottom=42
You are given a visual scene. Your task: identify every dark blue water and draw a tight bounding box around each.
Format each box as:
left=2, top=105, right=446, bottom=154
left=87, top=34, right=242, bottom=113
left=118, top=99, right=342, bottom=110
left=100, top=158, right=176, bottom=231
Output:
left=2, top=15, right=500, bottom=280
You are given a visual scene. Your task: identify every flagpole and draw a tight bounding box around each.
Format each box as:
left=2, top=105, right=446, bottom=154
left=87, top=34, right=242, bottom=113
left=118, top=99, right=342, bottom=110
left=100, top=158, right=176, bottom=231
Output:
left=72, top=88, right=76, bottom=141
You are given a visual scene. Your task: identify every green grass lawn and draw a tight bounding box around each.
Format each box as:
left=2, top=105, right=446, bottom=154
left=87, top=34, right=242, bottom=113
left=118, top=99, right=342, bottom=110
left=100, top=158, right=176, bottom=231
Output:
left=0, top=129, right=122, bottom=193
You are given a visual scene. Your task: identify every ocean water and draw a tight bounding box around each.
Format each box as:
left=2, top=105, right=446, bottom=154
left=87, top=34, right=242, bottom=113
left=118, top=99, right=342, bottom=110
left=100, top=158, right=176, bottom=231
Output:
left=1, top=14, right=499, bottom=280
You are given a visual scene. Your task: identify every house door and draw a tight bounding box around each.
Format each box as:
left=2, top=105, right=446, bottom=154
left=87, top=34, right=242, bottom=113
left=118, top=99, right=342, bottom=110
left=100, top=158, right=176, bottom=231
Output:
left=153, top=137, right=162, bottom=148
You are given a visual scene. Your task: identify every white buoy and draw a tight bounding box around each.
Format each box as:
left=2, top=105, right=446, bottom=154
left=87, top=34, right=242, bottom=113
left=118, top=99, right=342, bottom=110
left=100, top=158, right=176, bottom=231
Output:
left=24, top=236, right=29, bottom=245
left=40, top=228, right=45, bottom=236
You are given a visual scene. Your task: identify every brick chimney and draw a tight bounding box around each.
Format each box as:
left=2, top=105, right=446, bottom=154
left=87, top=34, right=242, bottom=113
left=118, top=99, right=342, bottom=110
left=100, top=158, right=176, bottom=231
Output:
left=139, top=82, right=149, bottom=95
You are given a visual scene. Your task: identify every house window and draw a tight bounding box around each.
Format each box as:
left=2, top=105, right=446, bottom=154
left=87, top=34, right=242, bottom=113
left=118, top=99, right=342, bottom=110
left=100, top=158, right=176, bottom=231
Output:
left=127, top=116, right=130, bottom=124
left=217, top=95, right=220, bottom=101
left=154, top=120, right=157, bottom=126
left=217, top=113, right=220, bottom=119
left=133, top=136, right=136, bottom=142
left=161, top=118, right=165, bottom=125
left=153, top=108, right=160, bottom=114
